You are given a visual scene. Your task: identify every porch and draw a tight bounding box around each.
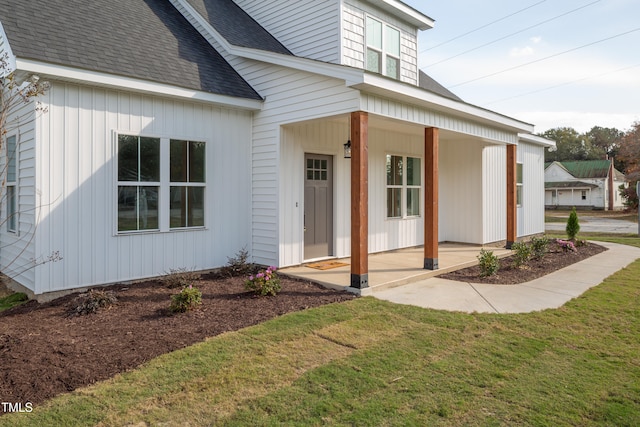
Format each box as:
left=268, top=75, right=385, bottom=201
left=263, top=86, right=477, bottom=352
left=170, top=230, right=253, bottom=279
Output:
left=281, top=243, right=512, bottom=296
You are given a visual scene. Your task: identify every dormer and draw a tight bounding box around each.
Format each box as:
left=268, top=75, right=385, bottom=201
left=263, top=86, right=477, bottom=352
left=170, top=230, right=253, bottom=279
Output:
left=231, top=0, right=433, bottom=86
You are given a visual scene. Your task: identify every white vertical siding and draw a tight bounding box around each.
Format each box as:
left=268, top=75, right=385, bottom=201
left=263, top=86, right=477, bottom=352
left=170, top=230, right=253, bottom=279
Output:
left=233, top=0, right=341, bottom=63
left=439, top=139, right=484, bottom=244
left=0, top=98, right=37, bottom=289
left=343, top=0, right=419, bottom=85
left=32, top=81, right=253, bottom=294
left=482, top=145, right=507, bottom=243
left=518, top=141, right=545, bottom=236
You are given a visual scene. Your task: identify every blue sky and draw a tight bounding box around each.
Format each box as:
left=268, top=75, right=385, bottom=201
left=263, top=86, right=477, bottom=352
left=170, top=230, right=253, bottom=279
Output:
left=403, top=0, right=640, bottom=133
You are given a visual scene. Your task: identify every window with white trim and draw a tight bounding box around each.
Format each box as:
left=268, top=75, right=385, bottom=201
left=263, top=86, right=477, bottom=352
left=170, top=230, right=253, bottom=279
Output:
left=386, top=155, right=421, bottom=218
left=366, top=17, right=401, bottom=79
left=6, top=135, right=17, bottom=233
left=581, top=190, right=587, bottom=200
left=516, top=163, right=523, bottom=207
left=117, top=134, right=205, bottom=233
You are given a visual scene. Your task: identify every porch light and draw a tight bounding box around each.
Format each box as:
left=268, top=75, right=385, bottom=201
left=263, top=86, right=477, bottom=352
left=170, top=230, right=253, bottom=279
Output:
left=343, top=140, right=352, bottom=159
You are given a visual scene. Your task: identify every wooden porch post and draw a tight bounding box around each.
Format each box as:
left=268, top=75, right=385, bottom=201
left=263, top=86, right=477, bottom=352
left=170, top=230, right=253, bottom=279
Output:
left=424, top=127, right=439, bottom=270
left=350, top=111, right=368, bottom=288
left=506, top=144, right=517, bottom=249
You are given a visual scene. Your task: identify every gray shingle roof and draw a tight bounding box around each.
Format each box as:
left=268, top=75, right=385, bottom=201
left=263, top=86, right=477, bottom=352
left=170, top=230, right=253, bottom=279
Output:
left=186, top=0, right=292, bottom=55
left=0, top=0, right=261, bottom=100
left=418, top=70, right=462, bottom=102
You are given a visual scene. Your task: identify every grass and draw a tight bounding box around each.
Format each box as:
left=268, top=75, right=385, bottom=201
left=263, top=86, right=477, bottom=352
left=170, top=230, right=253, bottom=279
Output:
left=2, top=236, right=639, bottom=426
left=546, top=209, right=639, bottom=223
left=0, top=292, right=28, bottom=313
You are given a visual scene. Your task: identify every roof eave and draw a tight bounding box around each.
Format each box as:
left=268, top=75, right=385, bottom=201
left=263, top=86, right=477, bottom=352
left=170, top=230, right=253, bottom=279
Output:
left=518, top=133, right=556, bottom=147
left=15, top=58, right=264, bottom=111
left=366, top=0, right=435, bottom=30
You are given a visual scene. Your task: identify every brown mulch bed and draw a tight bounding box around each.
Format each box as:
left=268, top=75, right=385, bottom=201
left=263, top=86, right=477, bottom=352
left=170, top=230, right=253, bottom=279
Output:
left=440, top=242, right=607, bottom=284
left=0, top=273, right=356, bottom=408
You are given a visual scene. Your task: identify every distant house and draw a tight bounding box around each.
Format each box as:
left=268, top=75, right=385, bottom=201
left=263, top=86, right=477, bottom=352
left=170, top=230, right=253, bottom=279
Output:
left=545, top=160, right=626, bottom=210
left=0, top=0, right=554, bottom=300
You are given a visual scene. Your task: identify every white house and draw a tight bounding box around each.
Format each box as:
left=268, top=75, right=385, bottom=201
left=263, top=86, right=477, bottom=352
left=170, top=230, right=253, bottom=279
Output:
left=545, top=160, right=626, bottom=210
left=0, top=0, right=554, bottom=300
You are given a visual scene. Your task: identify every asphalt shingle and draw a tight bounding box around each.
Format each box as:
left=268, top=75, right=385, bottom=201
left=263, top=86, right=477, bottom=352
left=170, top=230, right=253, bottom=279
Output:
left=0, top=0, right=261, bottom=100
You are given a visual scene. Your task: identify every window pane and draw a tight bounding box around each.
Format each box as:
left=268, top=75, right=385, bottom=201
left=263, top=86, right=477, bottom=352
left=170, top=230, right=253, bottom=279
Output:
left=517, top=185, right=523, bottom=206
left=6, top=135, right=16, bottom=182
left=7, top=185, right=16, bottom=232
left=387, top=188, right=401, bottom=218
left=170, top=186, right=204, bottom=228
left=385, top=26, right=400, bottom=57
left=385, top=56, right=399, bottom=79
left=406, top=157, right=421, bottom=186
left=139, top=137, right=160, bottom=182
left=517, top=163, right=523, bottom=184
left=386, top=155, right=402, bottom=185
left=170, top=139, right=188, bottom=182
left=118, top=186, right=159, bottom=231
left=118, top=135, right=160, bottom=182
left=118, top=135, right=138, bottom=181
left=366, top=49, right=381, bottom=73
left=189, top=141, right=205, bottom=182
left=407, top=188, right=420, bottom=216
left=366, top=17, right=382, bottom=49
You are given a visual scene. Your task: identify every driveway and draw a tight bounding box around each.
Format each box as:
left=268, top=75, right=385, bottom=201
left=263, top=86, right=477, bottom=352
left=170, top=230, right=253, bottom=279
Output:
left=546, top=216, right=639, bottom=234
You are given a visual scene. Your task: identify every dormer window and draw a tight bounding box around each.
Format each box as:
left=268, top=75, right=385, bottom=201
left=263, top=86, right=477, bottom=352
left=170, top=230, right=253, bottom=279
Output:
left=366, top=17, right=400, bottom=79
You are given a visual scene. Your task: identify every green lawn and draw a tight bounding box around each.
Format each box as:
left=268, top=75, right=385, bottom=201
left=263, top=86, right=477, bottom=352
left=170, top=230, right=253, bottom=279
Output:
left=0, top=292, right=27, bottom=313
left=3, top=237, right=640, bottom=426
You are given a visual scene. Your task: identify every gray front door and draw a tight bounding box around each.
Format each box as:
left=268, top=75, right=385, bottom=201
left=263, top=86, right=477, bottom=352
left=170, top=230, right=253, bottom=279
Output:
left=304, top=154, right=333, bottom=260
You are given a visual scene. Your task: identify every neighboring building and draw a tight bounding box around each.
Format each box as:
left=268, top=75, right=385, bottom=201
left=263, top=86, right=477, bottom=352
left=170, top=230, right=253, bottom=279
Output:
left=545, top=160, right=626, bottom=210
left=0, top=0, right=554, bottom=299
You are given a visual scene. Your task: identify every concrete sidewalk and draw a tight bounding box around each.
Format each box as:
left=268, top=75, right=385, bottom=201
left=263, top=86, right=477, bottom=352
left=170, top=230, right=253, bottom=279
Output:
left=374, top=241, right=640, bottom=313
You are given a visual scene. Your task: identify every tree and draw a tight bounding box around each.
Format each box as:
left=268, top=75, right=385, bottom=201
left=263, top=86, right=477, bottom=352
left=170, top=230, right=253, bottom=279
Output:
left=566, top=207, right=580, bottom=240
left=586, top=126, right=624, bottom=169
left=541, top=127, right=601, bottom=162
left=618, top=121, right=640, bottom=210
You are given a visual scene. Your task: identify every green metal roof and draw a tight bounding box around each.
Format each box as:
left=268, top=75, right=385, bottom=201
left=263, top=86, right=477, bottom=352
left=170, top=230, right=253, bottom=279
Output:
left=546, top=160, right=625, bottom=180
left=545, top=181, right=599, bottom=189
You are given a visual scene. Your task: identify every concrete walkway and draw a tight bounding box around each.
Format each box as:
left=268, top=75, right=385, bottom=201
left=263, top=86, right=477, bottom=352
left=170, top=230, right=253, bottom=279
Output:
left=374, top=241, right=640, bottom=313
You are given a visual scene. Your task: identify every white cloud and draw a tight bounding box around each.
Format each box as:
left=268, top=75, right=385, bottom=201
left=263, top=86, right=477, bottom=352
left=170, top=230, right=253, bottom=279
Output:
left=509, top=46, right=534, bottom=57
left=530, top=36, right=542, bottom=44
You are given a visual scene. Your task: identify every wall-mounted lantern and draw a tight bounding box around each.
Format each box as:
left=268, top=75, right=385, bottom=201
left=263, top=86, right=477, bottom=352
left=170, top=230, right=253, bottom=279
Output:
left=343, top=140, right=351, bottom=159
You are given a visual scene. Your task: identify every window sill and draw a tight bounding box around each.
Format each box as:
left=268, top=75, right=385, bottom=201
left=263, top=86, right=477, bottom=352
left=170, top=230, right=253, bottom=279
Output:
left=116, top=226, right=207, bottom=236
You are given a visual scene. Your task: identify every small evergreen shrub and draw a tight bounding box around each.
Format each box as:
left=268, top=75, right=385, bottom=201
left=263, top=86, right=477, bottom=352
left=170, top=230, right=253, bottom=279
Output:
left=511, top=242, right=532, bottom=268
left=478, top=249, right=500, bottom=277
left=566, top=207, right=580, bottom=240
left=170, top=285, right=202, bottom=313
left=221, top=247, right=254, bottom=277
left=70, top=289, right=118, bottom=316
left=245, top=266, right=281, bottom=296
left=163, top=268, right=200, bottom=289
left=530, top=235, right=550, bottom=260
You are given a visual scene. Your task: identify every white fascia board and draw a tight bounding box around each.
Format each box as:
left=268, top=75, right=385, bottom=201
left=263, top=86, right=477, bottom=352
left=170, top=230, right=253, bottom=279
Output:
left=15, top=58, right=264, bottom=111
left=352, top=73, right=535, bottom=133
left=366, top=0, right=435, bottom=30
left=518, top=133, right=556, bottom=148
left=0, top=22, right=17, bottom=76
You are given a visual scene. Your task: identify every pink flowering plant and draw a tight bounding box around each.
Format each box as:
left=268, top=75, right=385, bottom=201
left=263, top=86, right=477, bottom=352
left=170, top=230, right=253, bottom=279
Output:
left=555, top=239, right=577, bottom=253
left=245, top=266, right=281, bottom=296
left=169, top=284, right=202, bottom=313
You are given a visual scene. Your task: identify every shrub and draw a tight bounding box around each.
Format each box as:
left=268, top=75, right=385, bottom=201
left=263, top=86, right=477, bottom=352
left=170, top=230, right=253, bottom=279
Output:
left=530, top=235, right=550, bottom=260
left=220, top=247, right=254, bottom=277
left=70, top=289, right=117, bottom=316
left=556, top=239, right=577, bottom=253
left=478, top=249, right=500, bottom=277
left=511, top=241, right=532, bottom=268
left=163, top=268, right=200, bottom=289
left=566, top=207, right=580, bottom=240
left=170, top=285, right=202, bottom=313
left=245, top=266, right=281, bottom=296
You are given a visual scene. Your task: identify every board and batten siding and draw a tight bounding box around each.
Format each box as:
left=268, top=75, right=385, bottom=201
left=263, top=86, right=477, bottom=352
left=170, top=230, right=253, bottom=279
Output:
left=233, top=0, right=341, bottom=63
left=482, top=144, right=507, bottom=243
left=32, top=81, right=252, bottom=295
left=343, top=1, right=419, bottom=85
left=0, top=98, right=37, bottom=289
left=518, top=141, right=545, bottom=236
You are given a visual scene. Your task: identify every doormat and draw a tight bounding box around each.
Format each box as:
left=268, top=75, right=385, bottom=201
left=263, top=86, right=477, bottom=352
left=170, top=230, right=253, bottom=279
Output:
left=305, top=261, right=350, bottom=270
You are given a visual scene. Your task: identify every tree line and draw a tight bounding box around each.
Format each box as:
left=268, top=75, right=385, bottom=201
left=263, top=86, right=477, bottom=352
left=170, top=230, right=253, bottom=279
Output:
left=540, top=122, right=640, bottom=209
